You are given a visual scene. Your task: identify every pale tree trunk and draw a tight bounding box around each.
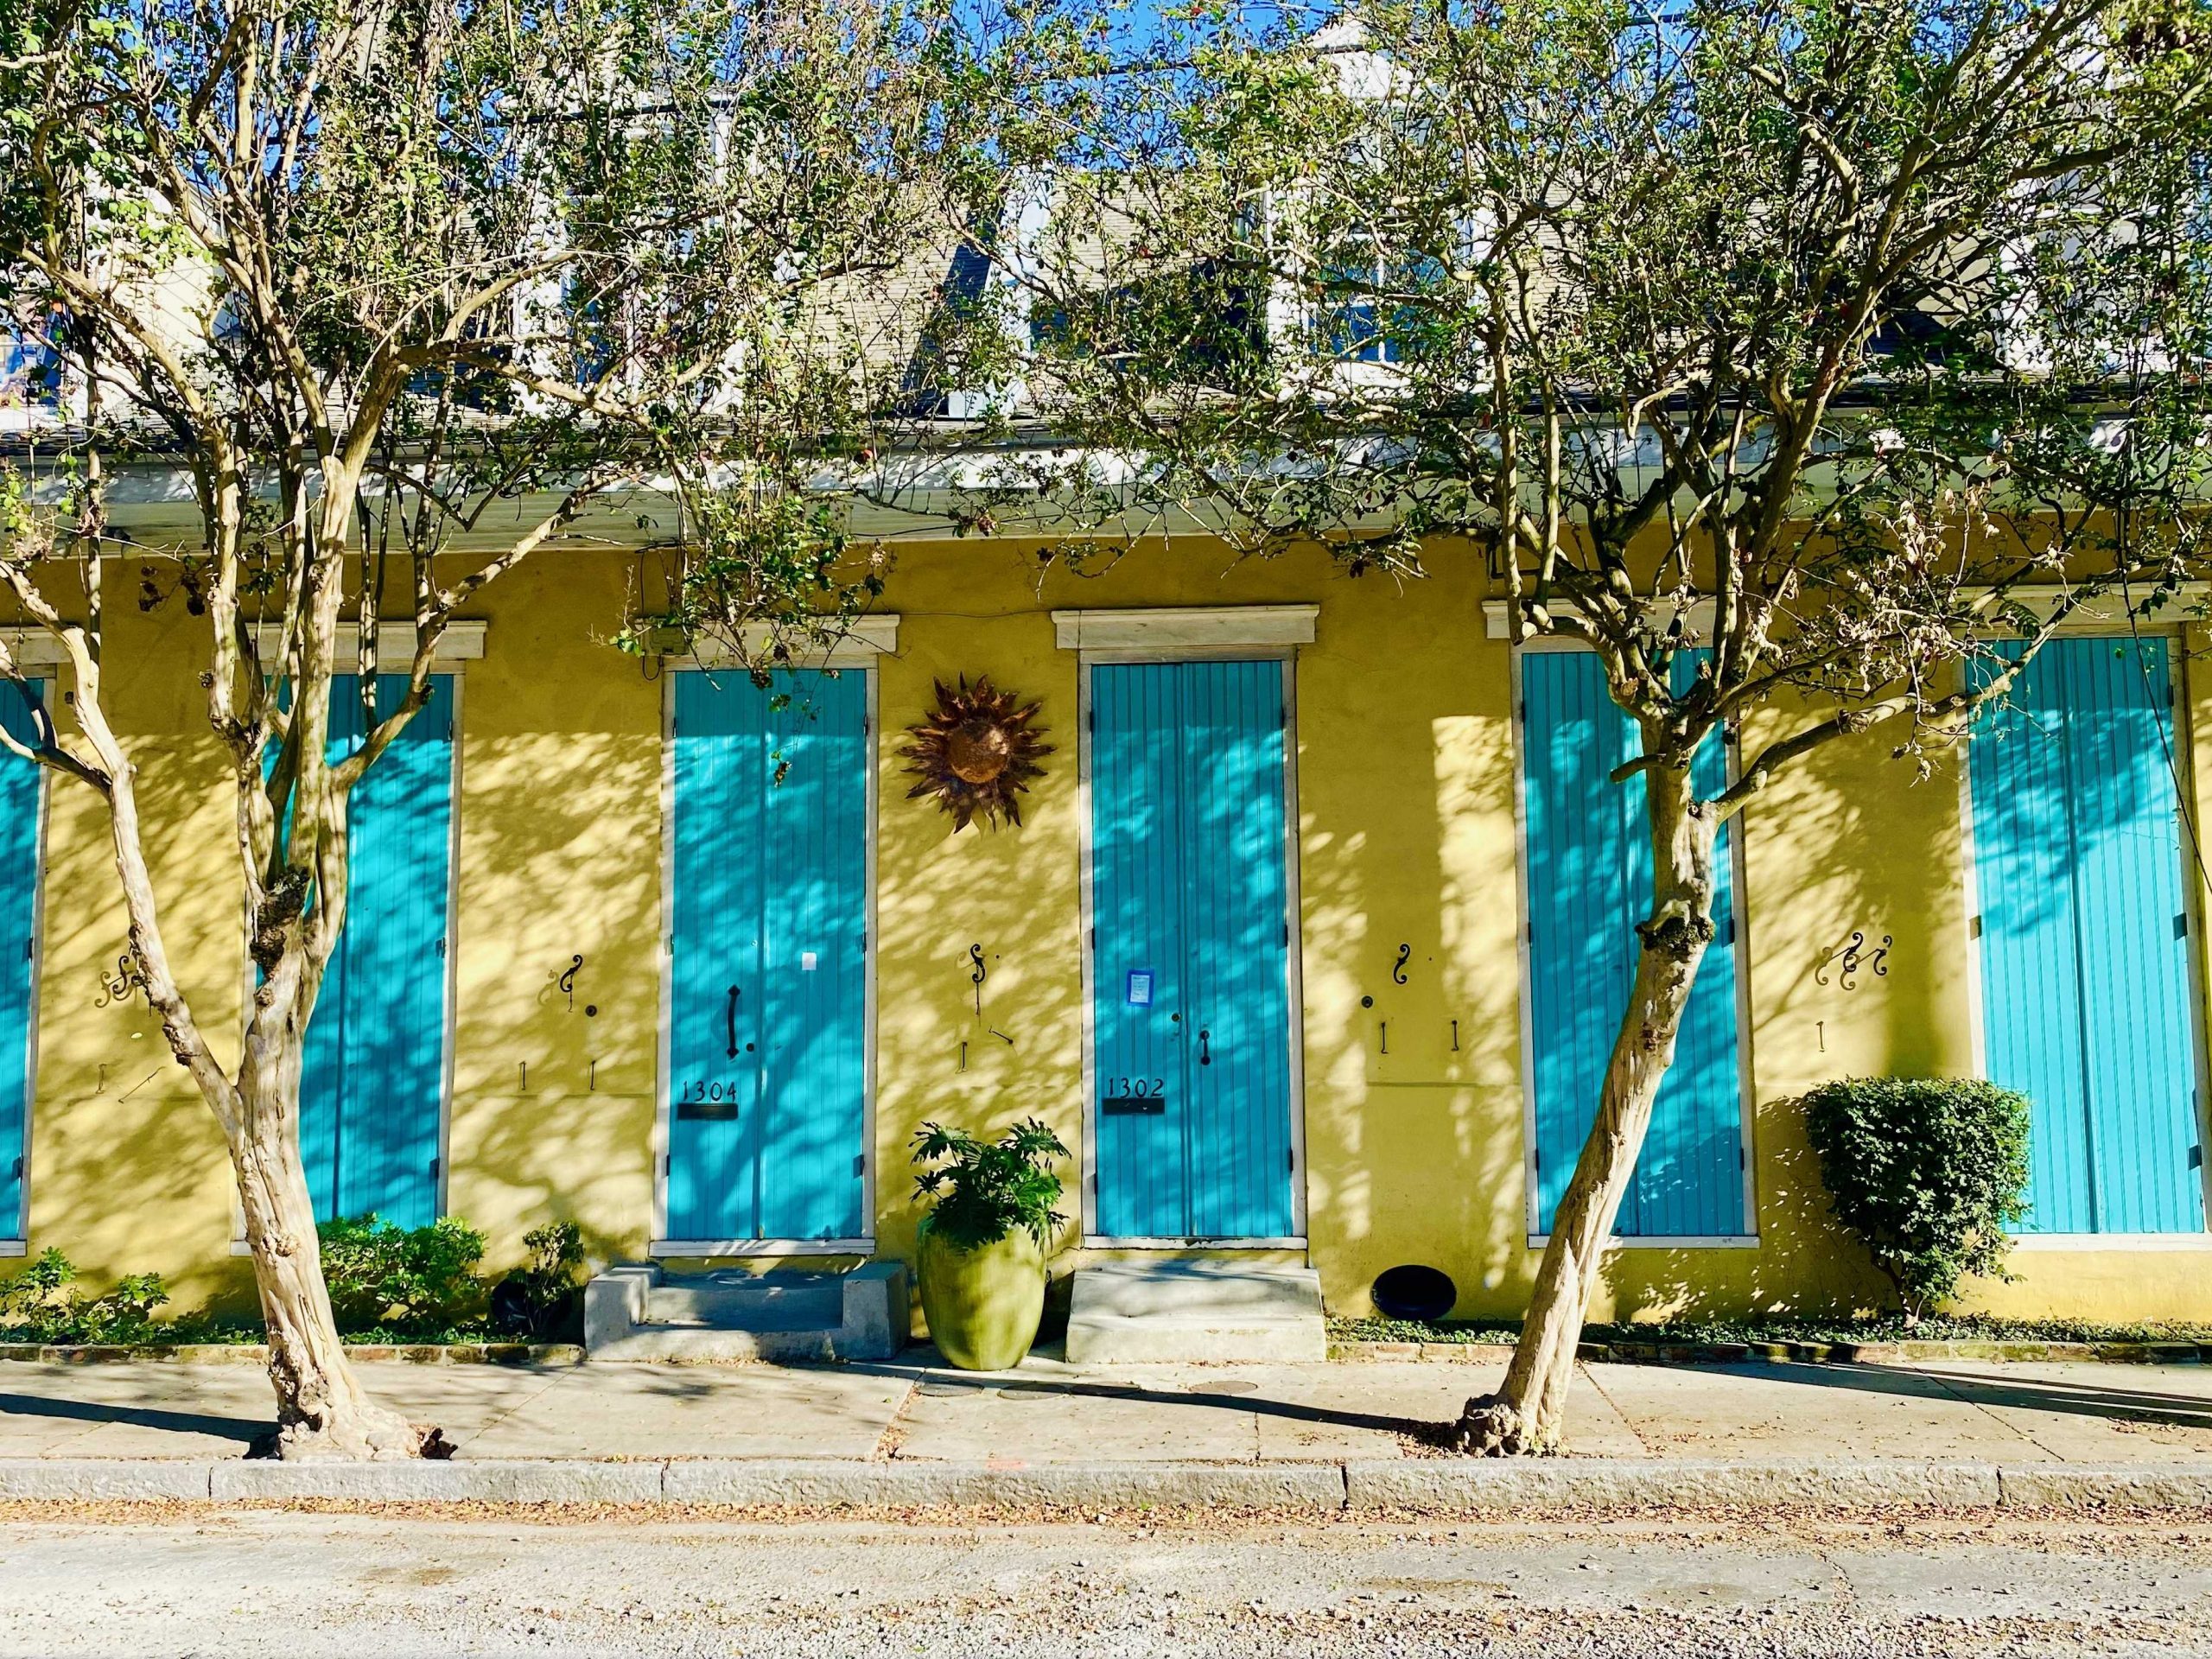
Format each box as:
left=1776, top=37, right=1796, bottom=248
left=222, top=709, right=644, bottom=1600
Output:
left=232, top=960, right=436, bottom=1459
left=1457, top=759, right=1720, bottom=1455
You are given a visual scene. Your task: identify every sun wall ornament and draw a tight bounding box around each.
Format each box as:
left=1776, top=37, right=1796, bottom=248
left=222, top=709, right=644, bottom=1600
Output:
left=900, top=676, right=1052, bottom=831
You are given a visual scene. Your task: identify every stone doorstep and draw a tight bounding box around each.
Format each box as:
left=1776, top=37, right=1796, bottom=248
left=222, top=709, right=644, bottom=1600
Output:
left=6, top=1457, right=2212, bottom=1513
left=1332, top=1339, right=2212, bottom=1367
left=0, top=1344, right=584, bottom=1365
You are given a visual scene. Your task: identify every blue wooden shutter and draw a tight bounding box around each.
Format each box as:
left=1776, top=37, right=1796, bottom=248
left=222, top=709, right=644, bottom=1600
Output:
left=1090, top=664, right=1191, bottom=1238
left=297, top=674, right=454, bottom=1228
left=1970, top=636, right=2202, bottom=1234
left=1179, top=659, right=1295, bottom=1239
left=1522, top=650, right=1745, bottom=1237
left=668, top=670, right=868, bottom=1243
left=0, top=682, right=43, bottom=1235
left=668, top=671, right=768, bottom=1241
left=757, top=671, right=869, bottom=1241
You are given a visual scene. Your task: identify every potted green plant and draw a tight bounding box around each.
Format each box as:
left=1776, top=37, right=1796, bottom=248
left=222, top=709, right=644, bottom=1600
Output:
left=910, top=1117, right=1069, bottom=1370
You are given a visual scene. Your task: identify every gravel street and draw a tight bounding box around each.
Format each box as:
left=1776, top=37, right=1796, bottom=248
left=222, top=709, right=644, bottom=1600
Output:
left=3, top=1506, right=2210, bottom=1657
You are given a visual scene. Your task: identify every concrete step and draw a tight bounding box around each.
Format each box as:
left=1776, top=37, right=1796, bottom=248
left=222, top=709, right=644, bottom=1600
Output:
left=643, top=1273, right=843, bottom=1329
left=585, top=1261, right=906, bottom=1363
left=1065, top=1262, right=1326, bottom=1363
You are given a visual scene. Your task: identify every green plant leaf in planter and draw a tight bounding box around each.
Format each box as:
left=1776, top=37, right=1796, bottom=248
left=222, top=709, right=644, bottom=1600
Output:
left=911, top=1117, right=1070, bottom=1250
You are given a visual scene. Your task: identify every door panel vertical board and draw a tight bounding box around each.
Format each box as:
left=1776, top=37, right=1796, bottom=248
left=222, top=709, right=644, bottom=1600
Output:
left=1090, top=664, right=1191, bottom=1237
left=758, top=671, right=868, bottom=1241
left=1180, top=660, right=1294, bottom=1239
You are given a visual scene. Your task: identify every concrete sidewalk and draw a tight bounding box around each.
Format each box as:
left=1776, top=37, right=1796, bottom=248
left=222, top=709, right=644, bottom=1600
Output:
left=7, top=1350, right=2212, bottom=1510
left=5, top=1348, right=2212, bottom=1464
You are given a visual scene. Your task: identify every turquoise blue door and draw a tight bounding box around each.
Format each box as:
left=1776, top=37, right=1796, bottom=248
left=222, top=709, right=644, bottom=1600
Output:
left=1090, top=659, right=1296, bottom=1239
left=668, top=670, right=869, bottom=1243
left=298, top=674, right=455, bottom=1229
left=0, top=681, right=44, bottom=1236
left=1970, top=636, right=2203, bottom=1234
left=1521, top=650, right=1746, bottom=1236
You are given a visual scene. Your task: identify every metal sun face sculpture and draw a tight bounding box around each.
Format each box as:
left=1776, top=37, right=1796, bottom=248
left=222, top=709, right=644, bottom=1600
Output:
left=899, top=676, right=1052, bottom=831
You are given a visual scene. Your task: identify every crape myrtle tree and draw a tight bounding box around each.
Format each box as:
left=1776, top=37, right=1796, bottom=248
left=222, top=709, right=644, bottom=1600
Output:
left=0, top=0, right=994, bottom=1458
left=981, top=0, right=2212, bottom=1452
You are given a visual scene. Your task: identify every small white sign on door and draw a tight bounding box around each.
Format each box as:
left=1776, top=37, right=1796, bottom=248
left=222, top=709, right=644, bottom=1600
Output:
left=1126, top=969, right=1154, bottom=1006
left=801, top=951, right=817, bottom=972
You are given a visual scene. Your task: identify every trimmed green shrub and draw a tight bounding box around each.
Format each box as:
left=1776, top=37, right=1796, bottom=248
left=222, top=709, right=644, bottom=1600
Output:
left=1803, top=1076, right=2031, bottom=1320
left=317, top=1214, right=486, bottom=1329
left=0, top=1249, right=169, bottom=1343
left=911, top=1118, right=1069, bottom=1250
left=490, top=1220, right=586, bottom=1338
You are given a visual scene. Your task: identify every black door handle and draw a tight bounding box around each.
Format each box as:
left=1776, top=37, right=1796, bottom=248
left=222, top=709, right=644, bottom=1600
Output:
left=1198, top=1027, right=1211, bottom=1066
left=725, top=985, right=740, bottom=1058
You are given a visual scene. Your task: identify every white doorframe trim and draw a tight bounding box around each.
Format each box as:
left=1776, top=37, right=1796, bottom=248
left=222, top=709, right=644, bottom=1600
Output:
left=1052, top=606, right=1317, bottom=652
left=652, top=659, right=880, bottom=1257
left=1073, top=648, right=1310, bottom=1249
left=1510, top=637, right=1759, bottom=1249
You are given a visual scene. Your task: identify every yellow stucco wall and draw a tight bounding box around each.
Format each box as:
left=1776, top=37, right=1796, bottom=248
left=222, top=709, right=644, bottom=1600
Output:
left=13, top=538, right=2212, bottom=1325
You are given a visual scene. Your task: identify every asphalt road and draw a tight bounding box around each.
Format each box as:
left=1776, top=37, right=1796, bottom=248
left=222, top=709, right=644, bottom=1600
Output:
left=2, top=1506, right=2210, bottom=1657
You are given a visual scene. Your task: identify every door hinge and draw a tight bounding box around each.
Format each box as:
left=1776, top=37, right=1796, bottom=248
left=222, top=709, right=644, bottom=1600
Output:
left=1287, top=1148, right=1295, bottom=1173
left=2192, top=1145, right=2204, bottom=1171
left=435, top=937, right=448, bottom=958
left=1969, top=914, right=1983, bottom=939
left=19, top=937, right=29, bottom=962
left=1525, top=920, right=1535, bottom=944
left=853, top=1154, right=866, bottom=1177
left=429, top=1156, right=440, bottom=1180
left=10, top=1156, right=21, bottom=1182
left=1722, top=916, right=1736, bottom=945
left=1738, top=1145, right=1747, bottom=1170
left=1087, top=707, right=1096, bottom=732
left=1282, top=922, right=1290, bottom=948
left=2178, top=912, right=2191, bottom=940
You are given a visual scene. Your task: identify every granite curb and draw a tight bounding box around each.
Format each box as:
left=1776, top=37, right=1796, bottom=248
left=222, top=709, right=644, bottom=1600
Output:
left=0, top=1344, right=584, bottom=1366
left=6, top=1457, right=2212, bottom=1512
left=1332, top=1338, right=2212, bottom=1366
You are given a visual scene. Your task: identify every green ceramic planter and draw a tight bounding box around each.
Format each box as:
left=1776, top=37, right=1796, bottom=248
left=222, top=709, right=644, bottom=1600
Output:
left=916, top=1220, right=1046, bottom=1371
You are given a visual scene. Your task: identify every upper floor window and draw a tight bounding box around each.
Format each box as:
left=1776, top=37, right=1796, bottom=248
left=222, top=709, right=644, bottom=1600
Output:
left=1318, top=245, right=1442, bottom=365
left=2, top=309, right=65, bottom=410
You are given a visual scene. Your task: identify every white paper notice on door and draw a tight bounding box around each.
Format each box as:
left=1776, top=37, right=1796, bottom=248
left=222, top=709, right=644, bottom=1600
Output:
left=801, top=951, right=817, bottom=971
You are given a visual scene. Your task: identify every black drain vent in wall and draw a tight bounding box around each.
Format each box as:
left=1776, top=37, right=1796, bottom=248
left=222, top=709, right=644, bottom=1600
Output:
left=1371, top=1264, right=1456, bottom=1323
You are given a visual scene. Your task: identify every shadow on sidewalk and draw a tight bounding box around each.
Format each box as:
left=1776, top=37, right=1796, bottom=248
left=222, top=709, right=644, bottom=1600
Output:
left=0, top=1390, right=266, bottom=1444
left=1701, top=1360, right=2212, bottom=1430
left=841, top=1359, right=1444, bottom=1439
